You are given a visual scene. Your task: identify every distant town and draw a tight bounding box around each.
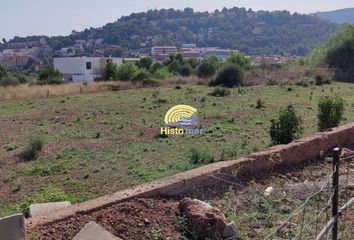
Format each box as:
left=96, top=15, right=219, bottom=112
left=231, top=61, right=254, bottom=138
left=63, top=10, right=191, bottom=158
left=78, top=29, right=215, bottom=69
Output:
left=0, top=38, right=300, bottom=83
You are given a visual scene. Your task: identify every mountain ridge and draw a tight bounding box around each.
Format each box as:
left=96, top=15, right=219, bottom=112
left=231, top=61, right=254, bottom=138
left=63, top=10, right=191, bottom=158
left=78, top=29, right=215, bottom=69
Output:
left=1, top=7, right=339, bottom=56
left=312, top=7, right=354, bottom=24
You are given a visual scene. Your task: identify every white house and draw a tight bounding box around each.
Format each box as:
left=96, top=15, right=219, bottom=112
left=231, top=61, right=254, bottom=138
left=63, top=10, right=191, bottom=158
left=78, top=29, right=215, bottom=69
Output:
left=54, top=57, right=122, bottom=83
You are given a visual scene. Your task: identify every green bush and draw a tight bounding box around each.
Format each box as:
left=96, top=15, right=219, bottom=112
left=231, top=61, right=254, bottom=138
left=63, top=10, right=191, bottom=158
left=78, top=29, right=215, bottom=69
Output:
left=178, top=64, right=192, bottom=77
left=318, top=96, right=345, bottom=131
left=208, top=87, right=231, bottom=97
left=0, top=76, right=20, bottom=87
left=270, top=105, right=303, bottom=145
left=153, top=67, right=172, bottom=79
left=149, top=61, right=164, bottom=73
left=131, top=69, right=152, bottom=82
left=256, top=98, right=264, bottom=109
left=212, top=64, right=243, bottom=88
left=116, top=62, right=139, bottom=81
left=104, top=60, right=118, bottom=80
left=136, top=56, right=153, bottom=70
left=197, top=61, right=216, bottom=78
left=315, top=75, right=323, bottom=86
left=22, top=136, right=45, bottom=161
left=38, top=68, right=64, bottom=85
left=189, top=148, right=214, bottom=165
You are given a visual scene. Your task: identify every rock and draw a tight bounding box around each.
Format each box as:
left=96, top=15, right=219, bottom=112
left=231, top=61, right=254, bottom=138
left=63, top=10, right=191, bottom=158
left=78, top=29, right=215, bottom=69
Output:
left=264, top=187, right=274, bottom=196
left=276, top=221, right=297, bottom=237
left=179, top=198, right=228, bottom=239
left=0, top=214, right=26, bottom=240
left=341, top=148, right=354, bottom=158
left=73, top=221, right=120, bottom=240
left=222, top=222, right=240, bottom=239
left=29, top=201, right=71, bottom=217
left=346, top=184, right=354, bottom=191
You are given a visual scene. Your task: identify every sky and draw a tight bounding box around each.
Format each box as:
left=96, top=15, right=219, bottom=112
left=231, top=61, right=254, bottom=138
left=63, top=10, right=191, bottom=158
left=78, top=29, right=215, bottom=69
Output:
left=1, top=0, right=353, bottom=40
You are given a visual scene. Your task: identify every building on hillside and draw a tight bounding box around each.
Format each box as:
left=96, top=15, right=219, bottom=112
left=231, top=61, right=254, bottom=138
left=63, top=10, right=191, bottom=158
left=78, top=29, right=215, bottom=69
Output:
left=200, top=48, right=234, bottom=60
left=54, top=57, right=122, bottom=83
left=0, top=48, right=40, bottom=68
left=151, top=46, right=178, bottom=61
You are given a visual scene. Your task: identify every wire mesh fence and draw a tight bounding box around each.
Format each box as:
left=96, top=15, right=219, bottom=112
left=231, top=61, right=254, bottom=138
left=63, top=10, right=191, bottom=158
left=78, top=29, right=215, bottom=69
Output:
left=264, top=148, right=354, bottom=240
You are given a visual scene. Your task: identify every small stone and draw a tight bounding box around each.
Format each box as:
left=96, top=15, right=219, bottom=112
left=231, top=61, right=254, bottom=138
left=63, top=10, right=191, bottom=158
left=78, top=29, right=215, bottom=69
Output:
left=73, top=221, right=120, bottom=240
left=144, top=218, right=150, bottom=225
left=222, top=222, right=240, bottom=239
left=264, top=187, right=274, bottom=196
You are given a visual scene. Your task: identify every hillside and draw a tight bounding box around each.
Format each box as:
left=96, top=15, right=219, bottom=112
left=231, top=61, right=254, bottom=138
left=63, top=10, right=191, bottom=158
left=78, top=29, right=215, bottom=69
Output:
left=2, top=7, right=338, bottom=56
left=313, top=8, right=354, bottom=24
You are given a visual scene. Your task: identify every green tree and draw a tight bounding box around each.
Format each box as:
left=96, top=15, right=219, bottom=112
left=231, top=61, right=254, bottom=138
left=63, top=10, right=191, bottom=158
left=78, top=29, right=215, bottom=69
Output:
left=149, top=61, right=164, bottom=73
left=213, top=64, right=243, bottom=88
left=136, top=57, right=153, bottom=70
left=116, top=62, right=139, bottom=81
left=318, top=96, right=345, bottom=131
left=270, top=105, right=303, bottom=145
left=38, top=68, right=64, bottom=85
left=131, top=69, right=151, bottom=82
left=104, top=60, right=118, bottom=80
left=311, top=25, right=354, bottom=69
left=197, top=60, right=216, bottom=78
left=226, top=52, right=250, bottom=68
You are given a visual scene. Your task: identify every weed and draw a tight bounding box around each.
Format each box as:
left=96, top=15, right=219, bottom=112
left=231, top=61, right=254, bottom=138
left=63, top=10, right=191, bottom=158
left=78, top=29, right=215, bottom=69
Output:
left=22, top=136, right=45, bottom=161
left=208, top=87, right=231, bottom=97
left=189, top=148, right=214, bottom=165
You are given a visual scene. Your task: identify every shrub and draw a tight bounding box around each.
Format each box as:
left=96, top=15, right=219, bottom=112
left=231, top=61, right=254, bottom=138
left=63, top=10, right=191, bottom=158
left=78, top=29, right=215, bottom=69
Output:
left=197, top=61, right=216, bottom=78
left=135, top=56, right=153, bottom=70
left=318, top=96, right=345, bottom=131
left=104, top=60, right=118, bottom=80
left=213, top=64, right=243, bottom=88
left=153, top=67, right=172, bottom=79
left=149, top=61, right=164, bottom=73
left=116, top=62, right=138, bottom=81
left=38, top=68, right=64, bottom=85
left=208, top=87, right=231, bottom=97
left=0, top=64, right=7, bottom=80
left=226, top=51, right=250, bottom=68
left=315, top=75, right=323, bottom=86
left=22, top=136, right=45, bottom=161
left=4, top=143, right=18, bottom=152
left=178, top=64, right=192, bottom=77
left=0, top=76, right=20, bottom=87
left=256, top=98, right=264, bottom=109
left=131, top=69, right=152, bottom=82
left=189, top=148, right=214, bottom=165
left=270, top=105, right=303, bottom=145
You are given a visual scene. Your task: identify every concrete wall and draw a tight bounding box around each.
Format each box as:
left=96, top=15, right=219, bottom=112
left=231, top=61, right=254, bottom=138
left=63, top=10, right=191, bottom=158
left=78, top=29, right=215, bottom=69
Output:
left=26, top=122, right=354, bottom=230
left=54, top=57, right=122, bottom=82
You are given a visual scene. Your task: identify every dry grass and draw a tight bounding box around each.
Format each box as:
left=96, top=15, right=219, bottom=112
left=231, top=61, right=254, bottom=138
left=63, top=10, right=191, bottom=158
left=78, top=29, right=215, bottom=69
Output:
left=244, top=66, right=334, bottom=86
left=0, top=76, right=204, bottom=101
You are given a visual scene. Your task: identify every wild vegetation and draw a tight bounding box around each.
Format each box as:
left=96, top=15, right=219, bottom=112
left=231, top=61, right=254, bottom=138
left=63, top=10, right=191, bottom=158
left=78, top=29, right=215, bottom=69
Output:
left=2, top=80, right=354, bottom=217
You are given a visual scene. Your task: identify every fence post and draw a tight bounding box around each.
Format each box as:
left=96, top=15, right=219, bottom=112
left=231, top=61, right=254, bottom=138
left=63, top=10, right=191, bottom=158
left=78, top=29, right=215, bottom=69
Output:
left=332, top=147, right=340, bottom=240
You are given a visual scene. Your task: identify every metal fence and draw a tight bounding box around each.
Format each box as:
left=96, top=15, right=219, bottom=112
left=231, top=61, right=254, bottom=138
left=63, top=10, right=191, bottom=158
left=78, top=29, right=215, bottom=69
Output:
left=266, top=148, right=354, bottom=240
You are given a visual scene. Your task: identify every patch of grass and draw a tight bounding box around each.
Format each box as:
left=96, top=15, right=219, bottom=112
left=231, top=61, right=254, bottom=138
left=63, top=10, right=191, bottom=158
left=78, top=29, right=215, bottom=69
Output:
left=208, top=87, right=231, bottom=97
left=188, top=147, right=215, bottom=165
left=0, top=185, right=71, bottom=217
left=3, top=143, right=18, bottom=152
